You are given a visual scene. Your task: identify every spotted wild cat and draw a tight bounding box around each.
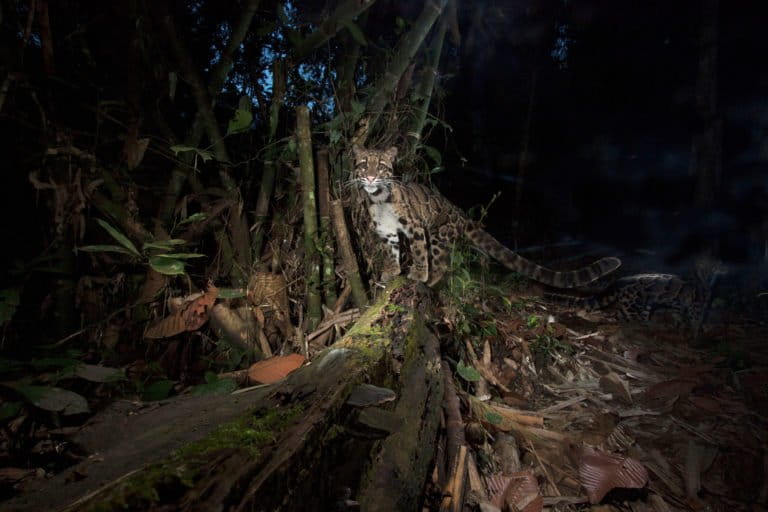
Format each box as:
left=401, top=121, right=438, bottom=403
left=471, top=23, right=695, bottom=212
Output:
left=545, top=259, right=726, bottom=338
left=352, top=145, right=621, bottom=287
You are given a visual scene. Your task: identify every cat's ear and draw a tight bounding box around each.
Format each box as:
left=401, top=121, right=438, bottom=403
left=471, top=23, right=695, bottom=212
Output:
left=351, top=144, right=364, bottom=160
left=383, top=146, right=398, bottom=161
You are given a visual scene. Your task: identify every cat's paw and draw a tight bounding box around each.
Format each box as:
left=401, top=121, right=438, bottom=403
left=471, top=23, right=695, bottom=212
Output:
left=407, top=268, right=429, bottom=283
left=380, top=270, right=399, bottom=283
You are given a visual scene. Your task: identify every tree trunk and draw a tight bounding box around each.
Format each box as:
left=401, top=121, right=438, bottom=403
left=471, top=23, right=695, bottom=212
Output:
left=405, top=16, right=448, bottom=158
left=365, top=0, right=448, bottom=139
left=6, top=281, right=442, bottom=512
left=316, top=149, right=338, bottom=307
left=296, top=106, right=323, bottom=330
left=331, top=199, right=369, bottom=308
left=252, top=59, right=287, bottom=264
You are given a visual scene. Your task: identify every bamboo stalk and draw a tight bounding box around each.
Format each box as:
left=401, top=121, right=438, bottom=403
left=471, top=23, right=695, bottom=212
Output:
left=316, top=149, right=338, bottom=307
left=330, top=200, right=368, bottom=308
left=296, top=106, right=323, bottom=330
left=252, top=60, right=287, bottom=263
left=364, top=0, right=448, bottom=137
left=405, top=18, right=448, bottom=157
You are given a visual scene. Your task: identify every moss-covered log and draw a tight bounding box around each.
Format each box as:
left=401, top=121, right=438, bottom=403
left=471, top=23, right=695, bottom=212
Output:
left=6, top=280, right=443, bottom=512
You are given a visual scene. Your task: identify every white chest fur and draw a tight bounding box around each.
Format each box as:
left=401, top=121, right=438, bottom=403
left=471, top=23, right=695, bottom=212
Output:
left=369, top=203, right=401, bottom=239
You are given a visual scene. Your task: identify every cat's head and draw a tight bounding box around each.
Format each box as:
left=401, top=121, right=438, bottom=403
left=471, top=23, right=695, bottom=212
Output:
left=352, top=145, right=398, bottom=194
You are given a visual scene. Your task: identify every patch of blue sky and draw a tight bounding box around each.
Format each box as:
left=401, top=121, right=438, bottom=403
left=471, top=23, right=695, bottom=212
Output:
left=551, top=24, right=572, bottom=69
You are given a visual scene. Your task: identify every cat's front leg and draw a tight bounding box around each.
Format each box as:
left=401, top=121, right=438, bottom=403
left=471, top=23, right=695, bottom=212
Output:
left=407, top=227, right=429, bottom=283
left=380, top=231, right=401, bottom=282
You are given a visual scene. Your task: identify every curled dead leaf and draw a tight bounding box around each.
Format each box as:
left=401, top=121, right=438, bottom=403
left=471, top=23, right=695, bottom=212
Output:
left=145, top=281, right=218, bottom=339
left=576, top=445, right=648, bottom=504
left=248, top=354, right=305, bottom=384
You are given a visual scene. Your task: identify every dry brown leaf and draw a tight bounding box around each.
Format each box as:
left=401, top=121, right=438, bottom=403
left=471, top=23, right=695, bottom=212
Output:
left=687, top=395, right=721, bottom=413
left=643, top=378, right=697, bottom=402
left=145, top=282, right=218, bottom=339
left=248, top=353, right=305, bottom=384
left=501, top=470, right=543, bottom=512
left=485, top=473, right=511, bottom=508
left=576, top=445, right=648, bottom=504
left=599, top=372, right=632, bottom=404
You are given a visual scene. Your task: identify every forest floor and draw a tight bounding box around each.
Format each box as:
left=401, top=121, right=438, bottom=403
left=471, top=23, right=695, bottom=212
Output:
left=1, top=277, right=767, bottom=511
left=449, top=283, right=768, bottom=511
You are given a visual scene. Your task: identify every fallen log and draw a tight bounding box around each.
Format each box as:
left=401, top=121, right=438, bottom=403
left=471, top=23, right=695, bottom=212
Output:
left=7, top=280, right=443, bottom=512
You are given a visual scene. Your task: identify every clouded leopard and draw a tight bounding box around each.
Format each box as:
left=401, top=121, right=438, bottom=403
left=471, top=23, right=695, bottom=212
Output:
left=545, top=259, right=726, bottom=338
left=352, top=145, right=621, bottom=287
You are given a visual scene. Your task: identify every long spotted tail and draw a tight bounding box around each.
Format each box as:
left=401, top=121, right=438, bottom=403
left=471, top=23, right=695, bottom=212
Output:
left=465, top=227, right=621, bottom=288
left=544, top=292, right=605, bottom=311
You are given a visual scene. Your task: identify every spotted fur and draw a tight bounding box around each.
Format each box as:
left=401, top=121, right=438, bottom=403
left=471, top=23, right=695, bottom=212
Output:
left=352, top=145, right=621, bottom=287
left=546, top=260, right=726, bottom=338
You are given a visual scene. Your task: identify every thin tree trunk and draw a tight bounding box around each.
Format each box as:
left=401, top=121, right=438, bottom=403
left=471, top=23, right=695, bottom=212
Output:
left=296, top=106, right=323, bottom=330
left=364, top=0, right=448, bottom=139
left=405, top=17, right=448, bottom=158
left=252, top=60, right=287, bottom=264
left=37, top=0, right=55, bottom=76
left=316, top=149, right=338, bottom=307
left=331, top=200, right=368, bottom=308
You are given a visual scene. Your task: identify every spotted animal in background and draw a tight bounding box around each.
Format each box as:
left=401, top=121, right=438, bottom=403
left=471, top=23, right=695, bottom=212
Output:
left=546, top=259, right=727, bottom=338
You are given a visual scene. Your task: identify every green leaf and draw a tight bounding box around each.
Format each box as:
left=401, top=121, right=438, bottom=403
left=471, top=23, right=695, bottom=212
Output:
left=169, top=144, right=197, bottom=155
left=350, top=100, right=365, bottom=117
left=330, top=129, right=342, bottom=145
left=77, top=244, right=137, bottom=256
left=194, top=149, right=214, bottom=162
left=142, top=239, right=186, bottom=251
left=286, top=138, right=297, bottom=156
left=153, top=253, right=205, bottom=260
left=217, top=288, right=246, bottom=299
left=420, top=145, right=442, bottom=166
left=169, top=145, right=214, bottom=163
left=141, top=379, right=176, bottom=401
left=178, top=213, right=208, bottom=225
left=30, top=357, right=83, bottom=371
left=0, top=357, right=24, bottom=375
left=456, top=360, right=481, bottom=382
left=484, top=411, right=503, bottom=425
left=5, top=383, right=90, bottom=415
left=0, top=401, right=22, bottom=422
left=0, top=288, right=21, bottom=327
left=68, top=364, right=126, bottom=383
left=149, top=257, right=186, bottom=276
left=190, top=376, right=237, bottom=396
left=95, top=219, right=140, bottom=257
left=226, top=108, right=253, bottom=136
left=343, top=21, right=367, bottom=46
